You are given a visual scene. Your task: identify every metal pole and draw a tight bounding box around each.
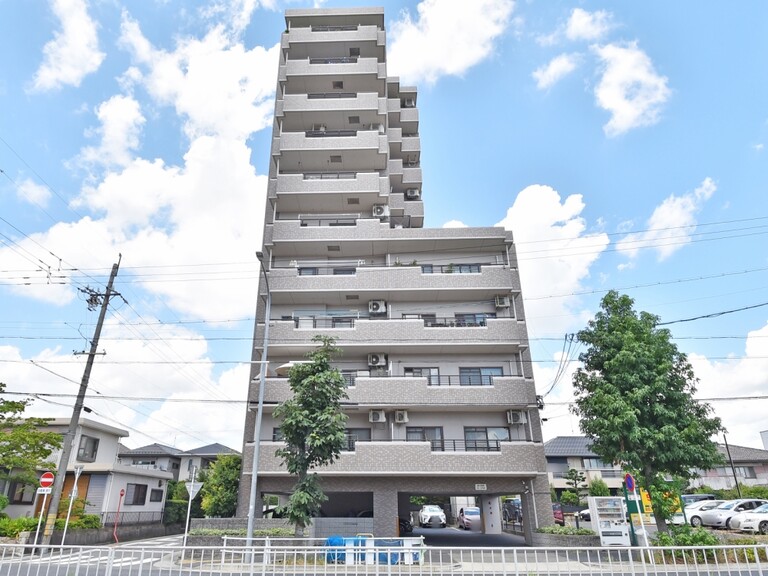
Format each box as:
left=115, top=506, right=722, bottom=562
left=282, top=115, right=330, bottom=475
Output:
left=61, top=465, right=83, bottom=546
left=183, top=466, right=197, bottom=547
left=246, top=251, right=271, bottom=550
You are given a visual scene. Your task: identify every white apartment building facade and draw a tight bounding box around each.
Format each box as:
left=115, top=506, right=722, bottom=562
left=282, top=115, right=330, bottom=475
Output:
left=238, top=6, right=551, bottom=541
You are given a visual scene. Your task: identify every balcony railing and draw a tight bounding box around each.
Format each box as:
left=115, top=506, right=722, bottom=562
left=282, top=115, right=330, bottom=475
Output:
left=288, top=316, right=494, bottom=329
left=309, top=56, right=358, bottom=64
left=334, top=438, right=506, bottom=452
left=282, top=263, right=490, bottom=276
left=311, top=25, right=358, bottom=32
left=307, top=92, right=357, bottom=99
left=303, top=171, right=357, bottom=180
left=268, top=370, right=523, bottom=386
left=305, top=129, right=358, bottom=137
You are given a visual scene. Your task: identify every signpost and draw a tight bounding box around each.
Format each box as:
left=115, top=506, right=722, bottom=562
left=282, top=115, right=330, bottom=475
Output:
left=34, top=473, right=55, bottom=550
left=114, top=488, right=125, bottom=543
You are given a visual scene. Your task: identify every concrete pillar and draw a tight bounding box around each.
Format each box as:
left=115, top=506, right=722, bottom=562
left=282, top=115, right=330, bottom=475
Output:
left=372, top=486, right=399, bottom=537
left=479, top=495, right=502, bottom=534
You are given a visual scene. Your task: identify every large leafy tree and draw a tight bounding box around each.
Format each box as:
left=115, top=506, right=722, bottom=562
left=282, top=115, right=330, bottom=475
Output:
left=0, top=382, right=62, bottom=486
left=571, top=291, right=724, bottom=532
left=200, top=454, right=241, bottom=517
left=273, top=336, right=348, bottom=535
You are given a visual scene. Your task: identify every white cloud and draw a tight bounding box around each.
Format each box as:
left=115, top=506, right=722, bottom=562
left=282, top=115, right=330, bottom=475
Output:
left=533, top=53, right=579, bottom=90
left=79, top=95, right=146, bottom=169
left=754, top=143, right=764, bottom=152
left=690, top=322, right=768, bottom=450
left=17, top=178, right=51, bottom=207
left=119, top=11, right=280, bottom=139
left=387, top=0, right=514, bottom=85
left=495, top=184, right=610, bottom=337
left=616, top=177, right=716, bottom=262
left=30, top=0, right=105, bottom=92
left=443, top=219, right=468, bottom=228
left=592, top=41, right=671, bottom=137
left=566, top=8, right=612, bottom=41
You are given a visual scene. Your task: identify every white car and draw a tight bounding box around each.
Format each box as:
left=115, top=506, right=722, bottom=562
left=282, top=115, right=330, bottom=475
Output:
left=738, top=503, right=768, bottom=534
left=457, top=506, right=481, bottom=530
left=699, top=499, right=768, bottom=529
left=419, top=505, right=447, bottom=528
left=670, top=499, right=724, bottom=526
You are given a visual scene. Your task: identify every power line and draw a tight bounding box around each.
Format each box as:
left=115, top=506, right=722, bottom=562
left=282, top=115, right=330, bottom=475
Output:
left=658, top=301, right=768, bottom=326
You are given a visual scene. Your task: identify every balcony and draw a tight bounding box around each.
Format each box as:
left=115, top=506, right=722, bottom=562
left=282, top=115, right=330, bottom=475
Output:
left=260, top=375, right=536, bottom=407
left=264, top=264, right=522, bottom=296
left=251, top=440, right=544, bottom=476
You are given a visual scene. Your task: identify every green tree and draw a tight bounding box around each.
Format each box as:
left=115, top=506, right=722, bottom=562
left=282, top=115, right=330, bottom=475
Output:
left=0, top=382, right=62, bottom=486
left=564, top=468, right=587, bottom=502
left=559, top=490, right=580, bottom=506
left=273, top=336, right=349, bottom=535
left=200, top=454, right=241, bottom=517
left=588, top=478, right=610, bottom=497
left=571, top=291, right=724, bottom=532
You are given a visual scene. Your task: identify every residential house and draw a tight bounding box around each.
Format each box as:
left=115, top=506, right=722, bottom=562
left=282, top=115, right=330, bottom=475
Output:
left=118, top=443, right=183, bottom=481
left=2, top=418, right=172, bottom=525
left=691, top=443, right=768, bottom=490
left=179, top=443, right=240, bottom=481
left=544, top=436, right=625, bottom=498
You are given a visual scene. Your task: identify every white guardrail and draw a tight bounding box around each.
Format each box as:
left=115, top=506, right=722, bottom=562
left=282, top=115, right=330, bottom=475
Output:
left=2, top=540, right=768, bottom=575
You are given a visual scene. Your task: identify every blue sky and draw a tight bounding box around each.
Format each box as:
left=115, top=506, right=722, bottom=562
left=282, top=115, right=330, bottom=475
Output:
left=1, top=0, right=767, bottom=452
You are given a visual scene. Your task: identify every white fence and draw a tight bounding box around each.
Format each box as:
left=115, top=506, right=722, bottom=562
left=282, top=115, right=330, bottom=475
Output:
left=2, top=541, right=768, bottom=575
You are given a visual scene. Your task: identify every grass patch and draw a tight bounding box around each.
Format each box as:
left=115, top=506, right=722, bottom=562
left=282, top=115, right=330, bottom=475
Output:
left=536, top=525, right=595, bottom=536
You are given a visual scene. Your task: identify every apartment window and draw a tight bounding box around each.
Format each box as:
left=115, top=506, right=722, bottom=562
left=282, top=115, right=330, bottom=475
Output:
left=454, top=313, right=495, bottom=326
left=349, top=47, right=360, bottom=57
left=333, top=267, right=355, bottom=275
left=332, top=317, right=354, bottom=328
left=420, top=264, right=433, bottom=274
left=510, top=352, right=523, bottom=377
left=124, top=483, right=148, bottom=506
left=10, top=482, right=35, bottom=504
left=453, top=264, right=481, bottom=273
left=340, top=370, right=357, bottom=387
left=348, top=115, right=360, bottom=124
left=459, top=367, right=502, bottom=386
left=298, top=267, right=318, bottom=275
left=150, top=489, right=164, bottom=502
left=404, top=367, right=439, bottom=385
left=332, top=81, right=344, bottom=90
left=344, top=428, right=371, bottom=451
left=464, top=427, right=509, bottom=451
left=77, top=435, right=100, bottom=462
left=407, top=426, right=444, bottom=451
left=330, top=155, right=342, bottom=163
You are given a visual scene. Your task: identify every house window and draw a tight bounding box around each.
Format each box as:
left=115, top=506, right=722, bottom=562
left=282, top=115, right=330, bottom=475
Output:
left=735, top=466, right=757, bottom=479
left=406, top=426, right=444, bottom=451
left=77, top=435, right=100, bottom=462
left=10, top=482, right=35, bottom=504
left=583, top=458, right=608, bottom=469
left=172, top=462, right=179, bottom=470
left=150, top=489, right=164, bottom=502
left=124, top=483, right=148, bottom=506
left=344, top=428, right=371, bottom=451
left=459, top=367, right=502, bottom=386
left=464, top=427, right=509, bottom=451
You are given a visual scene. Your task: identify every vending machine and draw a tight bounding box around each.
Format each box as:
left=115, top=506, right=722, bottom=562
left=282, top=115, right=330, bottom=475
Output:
left=587, top=496, right=631, bottom=546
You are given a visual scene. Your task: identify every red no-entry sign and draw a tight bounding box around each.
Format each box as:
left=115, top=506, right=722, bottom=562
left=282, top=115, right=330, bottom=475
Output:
left=40, top=472, right=55, bottom=487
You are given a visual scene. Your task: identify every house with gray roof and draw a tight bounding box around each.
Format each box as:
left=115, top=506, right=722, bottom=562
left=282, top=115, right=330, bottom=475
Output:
left=544, top=436, right=624, bottom=497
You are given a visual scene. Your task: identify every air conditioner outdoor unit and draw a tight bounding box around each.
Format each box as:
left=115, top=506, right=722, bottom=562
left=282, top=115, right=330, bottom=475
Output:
left=405, top=189, right=421, bottom=200
left=369, top=409, right=386, bottom=423
left=495, top=295, right=511, bottom=308
left=369, top=300, right=387, bottom=315
left=394, top=410, right=409, bottom=423
left=368, top=353, right=388, bottom=367
left=372, top=204, right=390, bottom=218
left=507, top=410, right=527, bottom=425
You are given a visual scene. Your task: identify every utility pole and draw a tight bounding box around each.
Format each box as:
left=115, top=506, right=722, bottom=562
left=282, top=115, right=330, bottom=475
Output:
left=41, top=256, right=121, bottom=546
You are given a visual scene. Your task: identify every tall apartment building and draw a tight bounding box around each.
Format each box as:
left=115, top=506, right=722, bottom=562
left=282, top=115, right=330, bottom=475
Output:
left=238, top=6, right=551, bottom=541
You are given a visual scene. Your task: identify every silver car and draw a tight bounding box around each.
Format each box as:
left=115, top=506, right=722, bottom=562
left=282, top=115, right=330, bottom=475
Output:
left=699, top=499, right=768, bottom=529
left=739, top=503, right=768, bottom=534
left=671, top=499, right=724, bottom=527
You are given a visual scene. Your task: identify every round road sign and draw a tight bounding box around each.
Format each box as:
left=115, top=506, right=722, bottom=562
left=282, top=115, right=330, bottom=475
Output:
left=40, top=472, right=55, bottom=488
left=624, top=473, right=635, bottom=491
left=120, top=488, right=125, bottom=497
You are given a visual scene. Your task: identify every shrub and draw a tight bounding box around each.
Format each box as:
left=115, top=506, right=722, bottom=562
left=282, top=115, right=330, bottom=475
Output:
left=536, top=525, right=595, bottom=536
left=164, top=500, right=188, bottom=525
left=559, top=490, right=580, bottom=506
left=651, top=525, right=721, bottom=563
left=54, top=514, right=102, bottom=530
left=188, top=527, right=294, bottom=537
left=0, top=516, right=39, bottom=537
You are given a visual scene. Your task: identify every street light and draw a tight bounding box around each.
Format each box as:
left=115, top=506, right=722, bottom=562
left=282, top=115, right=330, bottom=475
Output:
left=246, top=250, right=271, bottom=550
